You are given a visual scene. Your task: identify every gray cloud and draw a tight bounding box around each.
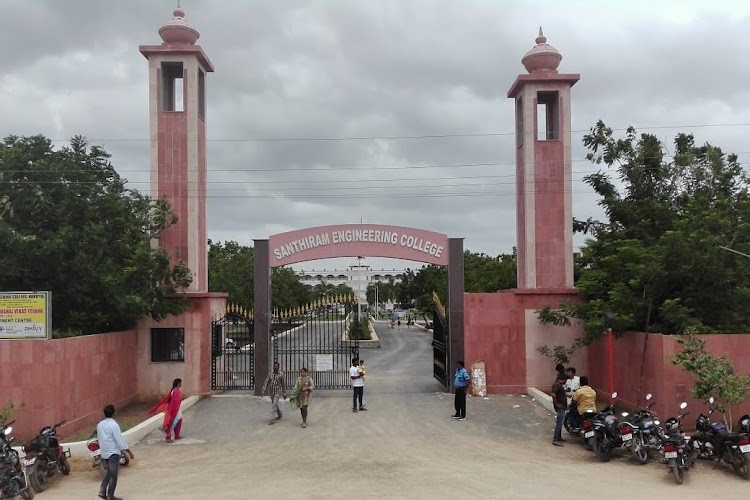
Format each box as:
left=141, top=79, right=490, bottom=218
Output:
left=2, top=0, right=750, bottom=271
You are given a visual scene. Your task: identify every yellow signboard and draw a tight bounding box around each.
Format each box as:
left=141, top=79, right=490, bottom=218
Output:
left=0, top=291, right=51, bottom=339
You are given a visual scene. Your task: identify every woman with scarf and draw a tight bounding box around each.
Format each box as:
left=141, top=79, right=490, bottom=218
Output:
left=148, top=378, right=183, bottom=442
left=289, top=367, right=314, bottom=428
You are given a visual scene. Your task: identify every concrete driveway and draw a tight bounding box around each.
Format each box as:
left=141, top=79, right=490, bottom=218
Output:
left=40, top=322, right=746, bottom=499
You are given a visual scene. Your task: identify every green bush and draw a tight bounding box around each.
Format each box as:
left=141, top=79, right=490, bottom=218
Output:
left=348, top=318, right=372, bottom=340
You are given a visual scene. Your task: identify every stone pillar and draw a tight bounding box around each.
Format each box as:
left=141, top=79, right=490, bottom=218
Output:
left=507, top=28, right=579, bottom=290
left=139, top=5, right=214, bottom=292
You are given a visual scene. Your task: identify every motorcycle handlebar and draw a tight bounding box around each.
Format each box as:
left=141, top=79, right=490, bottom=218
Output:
left=1, top=420, right=15, bottom=428
left=53, top=419, right=66, bottom=429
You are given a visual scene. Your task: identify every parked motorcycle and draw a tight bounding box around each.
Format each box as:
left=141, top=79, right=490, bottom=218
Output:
left=659, top=401, right=693, bottom=484
left=0, top=421, right=34, bottom=499
left=591, top=392, right=627, bottom=462
left=621, top=393, right=662, bottom=464
left=691, top=397, right=750, bottom=479
left=563, top=402, right=597, bottom=450
left=22, top=420, right=70, bottom=493
left=86, top=430, right=130, bottom=477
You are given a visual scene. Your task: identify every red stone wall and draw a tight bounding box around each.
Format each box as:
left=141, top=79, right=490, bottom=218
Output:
left=0, top=331, right=137, bottom=440
left=587, top=332, right=750, bottom=429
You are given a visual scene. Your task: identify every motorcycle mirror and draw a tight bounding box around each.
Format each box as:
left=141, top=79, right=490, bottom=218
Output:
left=646, top=393, right=652, bottom=400
left=709, top=396, right=715, bottom=404
left=680, top=402, right=688, bottom=410
left=654, top=420, right=661, bottom=426
left=612, top=392, right=618, bottom=399
left=3, top=427, right=11, bottom=436
left=621, top=412, right=629, bottom=417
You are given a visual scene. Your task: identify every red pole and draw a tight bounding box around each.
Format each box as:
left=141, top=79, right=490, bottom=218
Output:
left=607, top=327, right=614, bottom=396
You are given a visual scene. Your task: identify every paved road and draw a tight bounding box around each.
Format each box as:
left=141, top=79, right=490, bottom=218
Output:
left=41, top=321, right=746, bottom=499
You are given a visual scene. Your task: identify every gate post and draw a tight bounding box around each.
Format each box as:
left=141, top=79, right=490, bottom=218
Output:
left=448, top=238, right=464, bottom=390
left=254, top=239, right=270, bottom=396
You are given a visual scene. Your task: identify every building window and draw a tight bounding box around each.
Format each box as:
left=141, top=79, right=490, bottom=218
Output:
left=536, top=91, right=560, bottom=141
left=161, top=62, right=184, bottom=112
left=516, top=97, right=524, bottom=148
left=151, top=328, right=185, bottom=362
left=198, top=69, right=206, bottom=119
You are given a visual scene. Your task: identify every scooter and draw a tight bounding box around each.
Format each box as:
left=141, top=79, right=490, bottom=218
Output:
left=86, top=431, right=130, bottom=477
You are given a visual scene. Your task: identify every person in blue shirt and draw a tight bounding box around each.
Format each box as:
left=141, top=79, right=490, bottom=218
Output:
left=452, top=360, right=471, bottom=421
left=96, top=404, right=135, bottom=500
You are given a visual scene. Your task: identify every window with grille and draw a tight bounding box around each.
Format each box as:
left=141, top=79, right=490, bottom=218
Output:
left=151, top=328, right=185, bottom=362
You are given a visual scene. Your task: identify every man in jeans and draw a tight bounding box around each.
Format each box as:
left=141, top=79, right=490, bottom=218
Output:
left=97, top=404, right=135, bottom=500
left=552, top=372, right=568, bottom=446
left=350, top=358, right=366, bottom=412
left=262, top=362, right=287, bottom=425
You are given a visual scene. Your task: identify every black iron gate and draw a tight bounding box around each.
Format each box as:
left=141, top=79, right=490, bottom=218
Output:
left=431, top=293, right=449, bottom=388
left=211, top=307, right=254, bottom=390
left=272, top=296, right=360, bottom=390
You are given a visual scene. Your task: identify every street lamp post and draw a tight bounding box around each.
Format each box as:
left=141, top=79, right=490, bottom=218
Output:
left=357, top=256, right=363, bottom=319
left=375, top=283, right=379, bottom=319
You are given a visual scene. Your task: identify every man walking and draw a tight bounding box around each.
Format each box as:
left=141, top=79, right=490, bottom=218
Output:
left=452, top=360, right=470, bottom=421
left=350, top=357, right=366, bottom=412
left=552, top=372, right=568, bottom=446
left=97, top=404, right=135, bottom=500
left=262, top=362, right=287, bottom=425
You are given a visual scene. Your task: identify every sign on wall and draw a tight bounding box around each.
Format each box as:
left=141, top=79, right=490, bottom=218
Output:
left=0, top=291, right=51, bottom=339
left=315, top=354, right=333, bottom=372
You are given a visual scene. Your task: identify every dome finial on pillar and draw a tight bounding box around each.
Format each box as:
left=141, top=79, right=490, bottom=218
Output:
left=522, top=27, right=561, bottom=74
left=159, top=1, right=199, bottom=44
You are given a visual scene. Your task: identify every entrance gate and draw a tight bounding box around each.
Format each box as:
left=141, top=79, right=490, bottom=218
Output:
left=431, top=293, right=449, bottom=386
left=210, top=307, right=254, bottom=390
left=271, top=296, right=360, bottom=389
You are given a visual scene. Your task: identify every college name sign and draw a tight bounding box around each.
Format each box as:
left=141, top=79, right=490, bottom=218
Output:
left=0, top=291, right=51, bottom=339
left=268, top=224, right=450, bottom=267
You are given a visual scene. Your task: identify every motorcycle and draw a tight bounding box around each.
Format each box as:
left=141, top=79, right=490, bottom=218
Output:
left=563, top=402, right=597, bottom=450
left=691, top=397, right=750, bottom=479
left=620, top=393, right=662, bottom=464
left=22, top=420, right=70, bottom=493
left=86, top=430, right=130, bottom=477
left=0, top=421, right=33, bottom=499
left=590, top=392, right=627, bottom=462
left=659, top=401, right=693, bottom=484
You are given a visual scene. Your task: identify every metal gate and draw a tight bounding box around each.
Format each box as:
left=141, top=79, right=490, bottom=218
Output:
left=272, top=295, right=360, bottom=390
left=431, top=293, right=449, bottom=388
left=210, top=306, right=254, bottom=390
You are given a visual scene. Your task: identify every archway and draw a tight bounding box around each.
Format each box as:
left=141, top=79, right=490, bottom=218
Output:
left=253, top=224, right=463, bottom=396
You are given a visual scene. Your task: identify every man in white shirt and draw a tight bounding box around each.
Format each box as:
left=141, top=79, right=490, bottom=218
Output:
left=350, top=358, right=366, bottom=412
left=564, top=367, right=581, bottom=405
left=97, top=405, right=135, bottom=500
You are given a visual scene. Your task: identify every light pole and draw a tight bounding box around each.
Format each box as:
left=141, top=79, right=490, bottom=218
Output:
left=375, top=283, right=379, bottom=319
left=357, top=256, right=363, bottom=319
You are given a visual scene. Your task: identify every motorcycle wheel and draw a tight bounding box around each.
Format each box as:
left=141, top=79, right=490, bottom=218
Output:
left=21, top=485, right=35, bottom=499
left=585, top=436, right=595, bottom=451
left=672, top=465, right=684, bottom=485
left=29, top=463, right=47, bottom=492
left=731, top=453, right=750, bottom=480
left=595, top=436, right=611, bottom=463
left=119, top=453, right=130, bottom=466
left=631, top=435, right=648, bottom=465
left=59, top=455, right=70, bottom=475
left=563, top=417, right=573, bottom=434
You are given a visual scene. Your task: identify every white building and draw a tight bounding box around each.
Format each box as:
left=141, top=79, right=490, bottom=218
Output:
left=297, top=258, right=405, bottom=305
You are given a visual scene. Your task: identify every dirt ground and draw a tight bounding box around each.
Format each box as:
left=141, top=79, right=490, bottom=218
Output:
left=38, top=323, right=749, bottom=500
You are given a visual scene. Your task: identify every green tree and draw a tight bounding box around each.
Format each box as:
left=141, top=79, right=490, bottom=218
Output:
left=0, top=135, right=191, bottom=334
left=565, top=121, right=750, bottom=338
left=271, top=266, right=310, bottom=311
left=671, top=333, right=750, bottom=427
left=208, top=240, right=254, bottom=308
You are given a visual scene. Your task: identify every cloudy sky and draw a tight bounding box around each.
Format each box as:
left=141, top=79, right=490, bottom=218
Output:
left=2, top=0, right=750, bottom=272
